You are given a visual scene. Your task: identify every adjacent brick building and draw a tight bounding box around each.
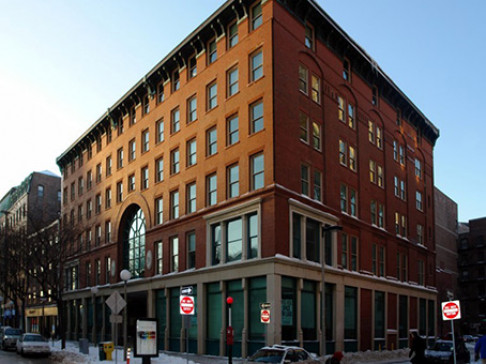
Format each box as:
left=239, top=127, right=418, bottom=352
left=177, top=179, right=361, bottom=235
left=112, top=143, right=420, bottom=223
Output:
left=56, top=0, right=439, bottom=356
left=458, top=218, right=486, bottom=335
left=433, top=187, right=458, bottom=336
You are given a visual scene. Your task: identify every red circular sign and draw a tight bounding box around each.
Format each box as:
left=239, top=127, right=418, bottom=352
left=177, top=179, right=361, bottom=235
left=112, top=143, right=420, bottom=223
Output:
left=180, top=296, right=195, bottom=315
left=443, top=302, right=460, bottom=319
left=261, top=309, right=270, bottom=323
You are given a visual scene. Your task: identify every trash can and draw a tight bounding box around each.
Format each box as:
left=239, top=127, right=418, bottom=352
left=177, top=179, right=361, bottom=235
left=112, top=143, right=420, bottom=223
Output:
left=79, top=338, right=89, bottom=354
left=98, top=343, right=106, bottom=361
left=101, top=341, right=114, bottom=360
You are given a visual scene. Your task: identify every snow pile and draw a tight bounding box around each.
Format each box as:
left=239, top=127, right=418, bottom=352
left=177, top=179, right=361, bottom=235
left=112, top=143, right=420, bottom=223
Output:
left=340, top=348, right=410, bottom=364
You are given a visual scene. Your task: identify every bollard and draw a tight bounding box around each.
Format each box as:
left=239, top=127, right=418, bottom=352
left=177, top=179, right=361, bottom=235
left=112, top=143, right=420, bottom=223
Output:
left=126, top=347, right=131, bottom=364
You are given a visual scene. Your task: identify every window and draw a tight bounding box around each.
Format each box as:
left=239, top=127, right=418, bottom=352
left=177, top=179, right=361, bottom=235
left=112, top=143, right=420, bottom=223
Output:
left=141, top=166, right=149, bottom=190
left=188, top=55, right=197, bottom=79
left=299, top=65, right=308, bottom=94
left=127, top=174, right=135, bottom=192
left=172, top=70, right=180, bottom=92
left=227, top=114, right=239, bottom=146
left=156, top=118, right=164, bottom=143
left=299, top=112, right=309, bottom=142
left=227, top=67, right=239, bottom=97
left=128, top=139, right=136, bottom=161
left=343, top=59, right=350, bottom=81
left=372, top=244, right=385, bottom=277
left=170, top=236, right=179, bottom=272
left=105, top=256, right=111, bottom=283
left=210, top=212, right=259, bottom=264
left=155, top=197, right=163, bottom=225
left=170, top=190, right=179, bottom=219
left=348, top=103, right=355, bottom=128
left=312, top=121, right=321, bottom=150
left=157, top=83, right=165, bottom=104
left=116, top=181, right=123, bottom=203
left=250, top=99, right=264, bottom=134
left=86, top=199, right=92, bottom=219
left=187, top=138, right=197, bottom=167
left=106, top=156, right=112, bottom=176
left=208, top=39, right=217, bottom=64
left=170, top=148, right=180, bottom=175
left=95, top=225, right=101, bottom=246
left=339, top=139, right=347, bottom=166
left=95, top=194, right=102, bottom=214
left=155, top=157, right=164, bottom=183
left=338, top=97, right=345, bottom=122
left=400, top=180, right=406, bottom=200
left=228, top=22, right=238, bottom=48
left=376, top=126, right=383, bottom=149
left=399, top=145, right=405, bottom=165
left=372, top=86, right=378, bottom=106
left=340, top=184, right=357, bottom=217
left=416, top=191, right=423, bottom=211
left=78, top=177, right=84, bottom=196
left=349, top=146, right=357, bottom=171
left=187, top=231, right=196, bottom=269
left=250, top=152, right=264, bottom=190
left=117, top=117, right=124, bottom=135
left=415, top=158, right=422, bottom=179
left=105, top=221, right=111, bottom=243
left=96, top=163, right=102, bottom=183
left=251, top=2, right=262, bottom=30
left=186, top=182, right=197, bottom=213
left=369, top=160, right=377, bottom=183
left=417, top=224, right=424, bottom=245
left=207, top=82, right=217, bottom=110
left=227, top=164, right=239, bottom=198
left=418, top=260, right=425, bottom=286
left=304, top=23, right=314, bottom=49
left=187, top=95, right=197, bottom=123
left=206, top=173, right=217, bottom=206
left=250, top=49, right=263, bottom=81
left=301, top=165, right=309, bottom=196
left=313, top=170, right=322, bottom=201
left=395, top=212, right=407, bottom=237
left=171, top=107, right=180, bottom=133
left=156, top=241, right=163, bottom=274
left=377, top=166, right=384, bottom=188
left=129, top=106, right=136, bottom=126
left=143, top=94, right=150, bottom=115
left=105, top=188, right=111, bottom=209
left=311, top=74, right=320, bottom=103
left=368, top=120, right=376, bottom=144
left=86, top=262, right=92, bottom=287
left=341, top=233, right=358, bottom=271
left=142, top=129, right=149, bottom=153
left=207, top=127, right=217, bottom=156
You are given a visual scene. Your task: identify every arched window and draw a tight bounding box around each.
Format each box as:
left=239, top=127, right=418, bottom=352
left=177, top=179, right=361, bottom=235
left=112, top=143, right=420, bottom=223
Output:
left=123, top=208, right=146, bottom=277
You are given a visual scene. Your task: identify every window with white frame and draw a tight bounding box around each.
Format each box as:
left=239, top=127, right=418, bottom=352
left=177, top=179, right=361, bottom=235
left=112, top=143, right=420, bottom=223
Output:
left=250, top=49, right=263, bottom=82
left=170, top=236, right=179, bottom=272
left=155, top=197, right=163, bottom=225
left=416, top=191, right=423, bottom=211
left=187, top=138, right=197, bottom=167
left=187, top=95, right=197, bottom=123
left=227, top=66, right=239, bottom=97
left=301, top=165, right=309, bottom=196
left=299, top=112, right=309, bottom=142
left=227, top=164, right=239, bottom=199
left=299, top=65, right=308, bottom=94
left=341, top=233, right=358, bottom=271
left=187, top=182, right=197, bottom=213
left=156, top=241, right=163, bottom=274
left=187, top=231, right=196, bottom=269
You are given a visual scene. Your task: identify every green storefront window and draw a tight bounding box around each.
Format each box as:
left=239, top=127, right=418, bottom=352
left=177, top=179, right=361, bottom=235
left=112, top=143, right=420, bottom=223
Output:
left=248, top=276, right=266, bottom=356
left=207, top=282, right=222, bottom=355
left=282, top=277, right=297, bottom=343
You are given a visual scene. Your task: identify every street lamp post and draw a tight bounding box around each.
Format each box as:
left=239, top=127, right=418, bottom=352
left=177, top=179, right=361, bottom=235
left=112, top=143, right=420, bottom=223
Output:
left=91, top=286, right=99, bottom=345
left=120, top=269, right=132, bottom=360
left=321, top=224, right=342, bottom=359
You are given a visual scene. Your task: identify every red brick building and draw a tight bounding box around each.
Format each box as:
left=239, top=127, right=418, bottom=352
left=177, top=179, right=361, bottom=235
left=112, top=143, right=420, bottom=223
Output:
left=56, top=0, right=439, bottom=357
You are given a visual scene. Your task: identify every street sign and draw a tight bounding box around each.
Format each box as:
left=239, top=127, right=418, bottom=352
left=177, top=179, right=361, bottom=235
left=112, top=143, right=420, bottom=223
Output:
left=260, top=309, right=271, bottom=324
left=260, top=302, right=271, bottom=310
left=442, top=300, right=461, bottom=320
left=180, top=295, right=195, bottom=315
left=110, top=314, right=123, bottom=324
left=106, top=291, right=126, bottom=314
left=181, top=286, right=193, bottom=295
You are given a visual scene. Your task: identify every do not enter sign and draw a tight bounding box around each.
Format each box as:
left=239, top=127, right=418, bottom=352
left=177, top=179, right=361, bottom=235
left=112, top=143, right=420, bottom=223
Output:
left=180, top=295, right=195, bottom=315
left=441, top=300, right=461, bottom=321
left=261, top=309, right=271, bottom=324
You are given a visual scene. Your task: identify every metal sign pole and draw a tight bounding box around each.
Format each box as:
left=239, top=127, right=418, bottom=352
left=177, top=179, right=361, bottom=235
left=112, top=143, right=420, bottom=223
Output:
left=451, top=320, right=456, bottom=364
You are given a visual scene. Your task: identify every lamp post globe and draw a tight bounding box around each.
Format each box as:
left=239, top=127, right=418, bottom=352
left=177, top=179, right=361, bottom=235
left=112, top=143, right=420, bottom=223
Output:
left=120, top=269, right=132, bottom=282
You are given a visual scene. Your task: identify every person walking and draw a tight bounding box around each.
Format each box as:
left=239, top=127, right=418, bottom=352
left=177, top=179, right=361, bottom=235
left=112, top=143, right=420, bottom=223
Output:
left=475, top=334, right=486, bottom=363
left=409, top=331, right=426, bottom=364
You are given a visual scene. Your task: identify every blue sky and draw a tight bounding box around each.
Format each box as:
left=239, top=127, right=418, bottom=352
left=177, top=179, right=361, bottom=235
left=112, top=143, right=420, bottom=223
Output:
left=0, top=0, right=483, bottom=222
